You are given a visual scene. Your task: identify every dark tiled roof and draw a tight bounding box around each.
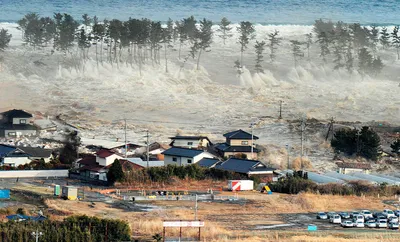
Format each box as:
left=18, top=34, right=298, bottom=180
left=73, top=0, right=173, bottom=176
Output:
left=17, top=146, right=52, bottom=158
left=162, top=147, right=205, bottom=158
left=77, top=155, right=97, bottom=166
left=336, top=162, right=372, bottom=169
left=1, top=109, right=33, bottom=118
left=79, top=164, right=106, bottom=172
left=197, top=158, right=221, bottom=168
left=215, top=143, right=260, bottom=153
left=223, top=129, right=259, bottom=140
left=216, top=158, right=274, bottom=174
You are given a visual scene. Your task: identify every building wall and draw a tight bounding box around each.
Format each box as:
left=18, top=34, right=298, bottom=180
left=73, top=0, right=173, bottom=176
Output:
left=2, top=157, right=31, bottom=167
left=30, top=155, right=53, bottom=163
left=12, top=118, right=32, bottom=125
left=96, top=154, right=123, bottom=166
left=227, top=139, right=254, bottom=146
left=224, top=151, right=257, bottom=160
left=4, top=129, right=37, bottom=138
left=339, top=167, right=370, bottom=174
left=164, top=152, right=214, bottom=166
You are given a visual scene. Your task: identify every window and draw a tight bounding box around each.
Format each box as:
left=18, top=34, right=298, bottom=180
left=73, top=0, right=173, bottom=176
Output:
left=19, top=119, right=26, bottom=124
left=8, top=132, right=16, bottom=136
left=187, top=159, right=192, bottom=164
left=241, top=141, right=249, bottom=145
left=172, top=157, right=177, bottom=162
left=187, top=142, right=193, bottom=146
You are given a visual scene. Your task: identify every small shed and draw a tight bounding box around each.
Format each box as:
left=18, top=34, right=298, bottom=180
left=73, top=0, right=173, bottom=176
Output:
left=62, top=186, right=78, bottom=200
left=54, top=185, right=61, bottom=196
left=336, top=162, right=372, bottom=174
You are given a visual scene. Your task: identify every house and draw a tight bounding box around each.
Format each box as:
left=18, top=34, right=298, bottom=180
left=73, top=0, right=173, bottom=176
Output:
left=336, top=162, right=372, bottom=174
left=135, top=142, right=170, bottom=160
left=0, top=144, right=53, bottom=167
left=162, top=147, right=214, bottom=166
left=169, top=136, right=212, bottom=149
left=0, top=109, right=38, bottom=138
left=215, top=158, right=277, bottom=182
left=197, top=158, right=221, bottom=168
left=215, top=129, right=260, bottom=160
left=95, top=149, right=124, bottom=166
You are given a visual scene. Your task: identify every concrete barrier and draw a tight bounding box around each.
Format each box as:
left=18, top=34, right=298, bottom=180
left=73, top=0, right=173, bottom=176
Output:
left=0, top=170, right=69, bottom=178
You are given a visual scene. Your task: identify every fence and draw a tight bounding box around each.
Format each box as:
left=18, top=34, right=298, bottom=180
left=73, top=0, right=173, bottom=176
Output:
left=122, top=193, right=242, bottom=202
left=0, top=170, right=69, bottom=178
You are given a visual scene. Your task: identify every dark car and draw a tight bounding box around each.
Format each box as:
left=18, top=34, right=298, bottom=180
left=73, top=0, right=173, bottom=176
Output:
left=339, top=212, right=350, bottom=219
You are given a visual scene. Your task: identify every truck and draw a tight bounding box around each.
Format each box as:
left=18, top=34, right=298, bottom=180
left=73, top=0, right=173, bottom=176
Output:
left=228, top=180, right=254, bottom=191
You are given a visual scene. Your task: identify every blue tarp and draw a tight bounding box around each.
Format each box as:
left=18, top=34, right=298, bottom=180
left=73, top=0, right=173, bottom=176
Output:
left=0, top=189, right=10, bottom=199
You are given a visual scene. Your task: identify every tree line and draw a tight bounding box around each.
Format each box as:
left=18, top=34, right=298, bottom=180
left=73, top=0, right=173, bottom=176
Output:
left=0, top=215, right=130, bottom=242
left=1, top=15, right=399, bottom=78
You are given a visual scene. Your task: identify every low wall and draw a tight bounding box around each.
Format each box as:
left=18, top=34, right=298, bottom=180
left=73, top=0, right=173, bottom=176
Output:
left=0, top=170, right=69, bottom=178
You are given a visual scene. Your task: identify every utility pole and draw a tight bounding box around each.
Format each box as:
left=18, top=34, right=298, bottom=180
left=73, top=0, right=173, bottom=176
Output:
left=286, top=144, right=290, bottom=170
left=279, top=101, right=283, bottom=119
left=145, top=130, right=150, bottom=168
left=124, top=118, right=127, bottom=158
left=300, top=117, right=306, bottom=169
left=31, top=229, right=43, bottom=242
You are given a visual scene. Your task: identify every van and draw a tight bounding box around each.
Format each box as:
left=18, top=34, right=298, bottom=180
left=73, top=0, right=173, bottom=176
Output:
left=329, top=215, right=341, bottom=224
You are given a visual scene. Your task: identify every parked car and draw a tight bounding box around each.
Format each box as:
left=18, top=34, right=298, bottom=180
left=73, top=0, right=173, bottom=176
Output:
left=341, top=221, right=354, bottom=228
left=354, top=221, right=365, bottom=228
left=365, top=220, right=377, bottom=228
left=350, top=211, right=360, bottom=218
left=361, top=210, right=373, bottom=219
left=394, top=210, right=400, bottom=217
left=339, top=212, right=350, bottom=219
left=383, top=209, right=396, bottom=218
left=389, top=216, right=399, bottom=223
left=353, top=215, right=365, bottom=223
left=327, top=212, right=337, bottom=219
left=330, top=215, right=341, bottom=224
left=388, top=221, right=399, bottom=229
left=376, top=219, right=388, bottom=228
left=373, top=212, right=384, bottom=218
left=316, top=212, right=328, bottom=219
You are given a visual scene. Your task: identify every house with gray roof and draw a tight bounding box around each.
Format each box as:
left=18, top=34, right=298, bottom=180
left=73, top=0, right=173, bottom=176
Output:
left=0, top=144, right=53, bottom=167
left=197, top=158, right=221, bottom=168
left=162, top=147, right=215, bottom=166
left=215, top=158, right=277, bottom=182
left=0, top=109, right=38, bottom=138
left=215, top=129, right=260, bottom=160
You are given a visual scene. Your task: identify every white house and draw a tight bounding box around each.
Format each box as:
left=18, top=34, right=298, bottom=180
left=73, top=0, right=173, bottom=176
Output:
left=169, top=136, right=212, bottom=150
left=162, top=147, right=214, bottom=166
left=0, top=144, right=53, bottom=167
left=95, top=149, right=124, bottom=166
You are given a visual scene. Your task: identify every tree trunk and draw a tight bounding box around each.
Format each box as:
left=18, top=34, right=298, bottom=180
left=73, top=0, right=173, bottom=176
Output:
left=196, top=48, right=202, bottom=70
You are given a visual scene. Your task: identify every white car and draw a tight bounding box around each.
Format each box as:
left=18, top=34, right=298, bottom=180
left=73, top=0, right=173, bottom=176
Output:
left=361, top=210, right=373, bottom=219
left=354, top=221, right=364, bottom=228
left=330, top=215, right=341, bottom=224
left=341, top=221, right=354, bottom=228
left=353, top=215, right=364, bottom=223
left=383, top=209, right=396, bottom=218
left=365, top=220, right=377, bottom=228
left=388, top=216, right=399, bottom=223
left=388, top=221, right=399, bottom=229
left=377, top=219, right=388, bottom=228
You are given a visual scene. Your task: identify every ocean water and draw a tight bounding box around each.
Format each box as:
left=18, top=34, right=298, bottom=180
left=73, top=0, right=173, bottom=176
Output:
left=0, top=0, right=399, bottom=25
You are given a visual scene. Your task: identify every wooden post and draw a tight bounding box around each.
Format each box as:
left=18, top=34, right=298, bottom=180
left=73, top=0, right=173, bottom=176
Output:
left=198, top=226, right=201, bottom=241
left=163, top=226, right=165, bottom=242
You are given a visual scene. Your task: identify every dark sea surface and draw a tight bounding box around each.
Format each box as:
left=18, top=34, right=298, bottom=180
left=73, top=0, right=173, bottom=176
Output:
left=0, top=0, right=399, bottom=25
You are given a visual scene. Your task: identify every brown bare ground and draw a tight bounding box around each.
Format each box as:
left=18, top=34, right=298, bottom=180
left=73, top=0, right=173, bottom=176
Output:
left=44, top=191, right=395, bottom=241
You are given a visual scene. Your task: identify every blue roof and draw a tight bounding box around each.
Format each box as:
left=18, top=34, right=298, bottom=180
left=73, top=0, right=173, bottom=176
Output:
left=0, top=144, right=17, bottom=157
left=197, top=158, right=221, bottom=168
left=216, top=158, right=274, bottom=174
left=6, top=214, right=47, bottom=221
left=162, top=147, right=205, bottom=158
